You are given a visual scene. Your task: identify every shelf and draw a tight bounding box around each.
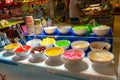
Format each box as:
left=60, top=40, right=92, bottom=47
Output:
left=25, top=28, right=113, bottom=38
left=0, top=50, right=117, bottom=80
left=0, top=20, right=25, bottom=30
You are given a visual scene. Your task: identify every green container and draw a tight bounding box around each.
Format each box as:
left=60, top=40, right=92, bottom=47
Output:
left=84, top=23, right=100, bottom=33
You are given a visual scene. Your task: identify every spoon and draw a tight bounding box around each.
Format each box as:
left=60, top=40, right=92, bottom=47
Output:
left=14, top=37, right=26, bottom=50
left=101, top=43, right=106, bottom=50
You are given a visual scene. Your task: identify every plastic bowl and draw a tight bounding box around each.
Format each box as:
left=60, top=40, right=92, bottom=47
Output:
left=4, top=43, right=20, bottom=50
left=26, top=39, right=41, bottom=47
left=88, top=50, right=114, bottom=67
left=30, top=46, right=46, bottom=58
left=14, top=45, right=31, bottom=56
left=71, top=40, right=89, bottom=51
left=44, top=26, right=57, bottom=34
left=54, top=40, right=71, bottom=50
left=40, top=37, right=55, bottom=48
left=58, top=26, right=71, bottom=34
left=90, top=41, right=111, bottom=51
left=92, top=25, right=110, bottom=36
left=72, top=26, right=87, bottom=35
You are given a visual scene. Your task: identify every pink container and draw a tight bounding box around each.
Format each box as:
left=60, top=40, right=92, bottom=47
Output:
left=63, top=49, right=85, bottom=72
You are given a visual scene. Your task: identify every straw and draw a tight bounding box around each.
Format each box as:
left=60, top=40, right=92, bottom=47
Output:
left=17, top=41, right=26, bottom=50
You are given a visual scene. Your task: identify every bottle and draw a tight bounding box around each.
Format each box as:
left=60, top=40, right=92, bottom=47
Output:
left=34, top=19, right=42, bottom=34
left=2, top=33, right=10, bottom=45
left=47, top=17, right=52, bottom=27
left=41, top=17, right=47, bottom=27
left=0, top=32, right=3, bottom=48
left=0, top=33, right=5, bottom=48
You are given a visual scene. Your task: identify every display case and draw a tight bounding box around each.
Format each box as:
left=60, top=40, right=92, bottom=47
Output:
left=0, top=0, right=117, bottom=80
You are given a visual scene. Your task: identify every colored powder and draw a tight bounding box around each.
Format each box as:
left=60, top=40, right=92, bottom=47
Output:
left=45, top=47, right=64, bottom=56
left=90, top=52, right=112, bottom=61
left=72, top=26, right=86, bottom=31
left=40, top=38, right=55, bottom=46
left=72, top=41, right=89, bottom=48
left=55, top=40, right=70, bottom=47
left=31, top=46, right=46, bottom=54
left=64, top=49, right=83, bottom=60
left=4, top=43, right=20, bottom=50
left=14, top=45, right=31, bottom=52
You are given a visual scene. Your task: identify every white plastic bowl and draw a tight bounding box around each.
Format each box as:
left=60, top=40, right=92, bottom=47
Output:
left=88, top=50, right=114, bottom=67
left=44, top=26, right=57, bottom=34
left=92, top=25, right=110, bottom=36
left=72, top=29, right=87, bottom=35
left=30, top=46, right=46, bottom=59
left=26, top=39, right=41, bottom=47
left=71, top=41, right=89, bottom=51
left=13, top=45, right=31, bottom=57
left=58, top=26, right=71, bottom=34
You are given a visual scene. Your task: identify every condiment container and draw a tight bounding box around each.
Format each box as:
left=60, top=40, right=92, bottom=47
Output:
left=13, top=45, right=31, bottom=61
left=54, top=40, right=71, bottom=50
left=40, top=37, right=55, bottom=48
left=63, top=49, right=85, bottom=72
left=3, top=43, right=20, bottom=56
left=29, top=46, right=46, bottom=63
left=45, top=47, right=65, bottom=66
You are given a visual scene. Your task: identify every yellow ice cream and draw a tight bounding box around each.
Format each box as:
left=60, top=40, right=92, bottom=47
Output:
left=4, top=43, right=20, bottom=50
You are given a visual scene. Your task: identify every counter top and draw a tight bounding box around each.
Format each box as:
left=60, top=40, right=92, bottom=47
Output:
left=0, top=50, right=117, bottom=80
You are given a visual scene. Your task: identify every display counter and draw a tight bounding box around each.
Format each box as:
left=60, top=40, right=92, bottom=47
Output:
left=0, top=23, right=116, bottom=80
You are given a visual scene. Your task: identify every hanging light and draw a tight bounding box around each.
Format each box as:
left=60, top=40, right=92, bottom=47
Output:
left=5, top=0, right=13, bottom=4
